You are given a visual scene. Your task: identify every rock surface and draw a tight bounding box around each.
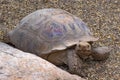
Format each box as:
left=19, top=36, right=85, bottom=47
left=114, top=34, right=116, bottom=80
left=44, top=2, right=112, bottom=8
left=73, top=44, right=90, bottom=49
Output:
left=0, top=42, right=85, bottom=80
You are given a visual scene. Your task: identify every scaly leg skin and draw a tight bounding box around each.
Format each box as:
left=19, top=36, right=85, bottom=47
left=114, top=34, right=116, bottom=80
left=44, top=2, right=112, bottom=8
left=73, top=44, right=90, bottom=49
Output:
left=67, top=49, right=86, bottom=77
left=91, top=46, right=111, bottom=61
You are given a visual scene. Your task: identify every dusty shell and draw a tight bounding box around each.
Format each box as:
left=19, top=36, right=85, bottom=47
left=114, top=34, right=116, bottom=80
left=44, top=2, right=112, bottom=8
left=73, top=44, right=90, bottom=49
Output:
left=9, top=8, right=98, bottom=54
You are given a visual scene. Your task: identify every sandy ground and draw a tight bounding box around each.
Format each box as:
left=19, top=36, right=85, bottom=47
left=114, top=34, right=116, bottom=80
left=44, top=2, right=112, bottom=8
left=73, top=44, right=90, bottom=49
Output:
left=0, top=0, right=120, bottom=80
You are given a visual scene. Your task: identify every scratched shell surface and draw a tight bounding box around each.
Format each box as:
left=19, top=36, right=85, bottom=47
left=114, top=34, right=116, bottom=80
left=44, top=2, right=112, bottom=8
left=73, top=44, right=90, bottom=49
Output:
left=9, top=8, right=98, bottom=54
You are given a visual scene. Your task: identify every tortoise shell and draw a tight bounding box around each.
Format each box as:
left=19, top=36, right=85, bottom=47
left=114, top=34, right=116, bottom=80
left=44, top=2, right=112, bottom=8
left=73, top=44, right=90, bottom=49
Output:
left=9, top=8, right=98, bottom=54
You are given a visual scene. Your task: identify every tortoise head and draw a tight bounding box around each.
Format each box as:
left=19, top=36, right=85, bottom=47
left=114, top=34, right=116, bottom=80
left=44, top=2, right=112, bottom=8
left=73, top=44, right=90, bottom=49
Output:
left=75, top=41, right=92, bottom=60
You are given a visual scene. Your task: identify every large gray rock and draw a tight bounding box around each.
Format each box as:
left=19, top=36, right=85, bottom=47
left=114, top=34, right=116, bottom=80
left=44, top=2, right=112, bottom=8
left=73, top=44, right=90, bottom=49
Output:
left=0, top=42, right=85, bottom=80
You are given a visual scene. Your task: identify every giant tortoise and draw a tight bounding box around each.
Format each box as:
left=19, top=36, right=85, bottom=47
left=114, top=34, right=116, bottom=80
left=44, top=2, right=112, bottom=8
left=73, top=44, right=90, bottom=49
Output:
left=8, top=8, right=111, bottom=76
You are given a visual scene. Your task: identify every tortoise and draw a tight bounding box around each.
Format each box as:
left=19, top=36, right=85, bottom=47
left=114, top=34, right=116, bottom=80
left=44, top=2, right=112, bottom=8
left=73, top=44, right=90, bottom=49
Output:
left=8, top=8, right=111, bottom=76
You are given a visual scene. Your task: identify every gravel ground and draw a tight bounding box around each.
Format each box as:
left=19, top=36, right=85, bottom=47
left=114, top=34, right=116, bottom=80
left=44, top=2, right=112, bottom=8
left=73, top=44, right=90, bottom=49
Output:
left=0, top=0, right=120, bottom=80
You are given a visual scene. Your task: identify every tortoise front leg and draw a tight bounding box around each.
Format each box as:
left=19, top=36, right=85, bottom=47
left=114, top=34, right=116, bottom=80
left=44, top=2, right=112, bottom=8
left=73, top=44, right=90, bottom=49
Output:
left=91, top=46, right=111, bottom=61
left=67, top=49, right=85, bottom=77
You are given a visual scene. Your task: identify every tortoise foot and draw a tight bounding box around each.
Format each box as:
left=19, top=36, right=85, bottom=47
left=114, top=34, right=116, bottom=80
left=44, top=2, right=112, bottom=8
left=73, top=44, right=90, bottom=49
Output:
left=92, top=46, right=111, bottom=61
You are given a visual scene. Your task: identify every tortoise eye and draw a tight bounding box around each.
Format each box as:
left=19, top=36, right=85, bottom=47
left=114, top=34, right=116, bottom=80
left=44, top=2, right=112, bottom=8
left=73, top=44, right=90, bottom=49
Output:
left=79, top=45, right=81, bottom=48
left=87, top=45, right=90, bottom=48
left=87, top=45, right=91, bottom=50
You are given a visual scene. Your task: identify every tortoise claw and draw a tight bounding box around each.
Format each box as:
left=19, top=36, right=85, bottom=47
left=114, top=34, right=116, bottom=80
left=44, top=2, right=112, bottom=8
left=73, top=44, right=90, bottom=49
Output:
left=91, top=46, right=111, bottom=61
